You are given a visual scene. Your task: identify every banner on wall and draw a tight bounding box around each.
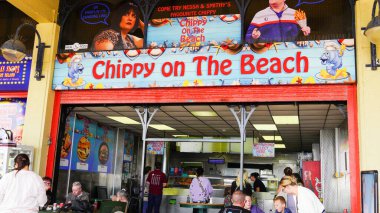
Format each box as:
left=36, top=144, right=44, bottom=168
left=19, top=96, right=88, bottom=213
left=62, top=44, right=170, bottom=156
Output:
left=302, top=161, right=321, bottom=198
left=147, top=142, right=164, bottom=155
left=0, top=99, right=26, bottom=144
left=147, top=15, right=241, bottom=49
left=53, top=39, right=356, bottom=90
left=0, top=57, right=32, bottom=91
left=70, top=115, right=97, bottom=171
left=253, top=143, right=275, bottom=157
left=124, top=132, right=134, bottom=162
left=60, top=113, right=75, bottom=169
left=58, top=0, right=353, bottom=52
left=92, top=125, right=115, bottom=173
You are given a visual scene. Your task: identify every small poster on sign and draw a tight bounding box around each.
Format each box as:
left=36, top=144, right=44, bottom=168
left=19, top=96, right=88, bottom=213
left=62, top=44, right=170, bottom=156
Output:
left=253, top=143, right=275, bottom=157
left=147, top=142, right=164, bottom=155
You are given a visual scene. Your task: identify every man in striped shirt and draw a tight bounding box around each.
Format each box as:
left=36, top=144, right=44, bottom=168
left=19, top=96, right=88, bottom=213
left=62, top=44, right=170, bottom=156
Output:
left=146, top=162, right=167, bottom=213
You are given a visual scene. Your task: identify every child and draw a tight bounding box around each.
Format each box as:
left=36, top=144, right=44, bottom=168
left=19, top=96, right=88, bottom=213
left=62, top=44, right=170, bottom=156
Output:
left=274, top=196, right=292, bottom=213
left=223, top=187, right=232, bottom=207
left=244, top=195, right=265, bottom=213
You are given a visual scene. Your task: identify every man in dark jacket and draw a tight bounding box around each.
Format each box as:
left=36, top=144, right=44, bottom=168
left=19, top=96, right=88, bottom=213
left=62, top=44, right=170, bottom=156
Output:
left=219, top=191, right=250, bottom=213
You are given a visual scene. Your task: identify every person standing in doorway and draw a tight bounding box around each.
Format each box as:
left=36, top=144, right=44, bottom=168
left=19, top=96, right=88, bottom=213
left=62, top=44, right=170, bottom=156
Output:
left=146, top=162, right=167, bottom=213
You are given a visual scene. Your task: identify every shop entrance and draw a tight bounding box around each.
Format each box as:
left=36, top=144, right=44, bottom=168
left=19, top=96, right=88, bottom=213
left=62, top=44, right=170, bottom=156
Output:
left=53, top=101, right=353, bottom=213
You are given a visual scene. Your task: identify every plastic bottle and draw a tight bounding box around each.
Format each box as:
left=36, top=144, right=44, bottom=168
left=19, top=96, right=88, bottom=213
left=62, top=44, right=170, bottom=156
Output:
left=187, top=195, right=190, bottom=203
left=93, top=199, right=99, bottom=210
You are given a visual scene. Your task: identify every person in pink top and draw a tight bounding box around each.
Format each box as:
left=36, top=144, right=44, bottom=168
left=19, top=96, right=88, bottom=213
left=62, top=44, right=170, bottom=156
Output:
left=189, top=167, right=213, bottom=212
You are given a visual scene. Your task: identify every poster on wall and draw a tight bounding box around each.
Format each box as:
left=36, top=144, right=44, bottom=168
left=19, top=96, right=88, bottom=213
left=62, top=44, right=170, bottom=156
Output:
left=253, top=143, right=275, bottom=157
left=0, top=99, right=26, bottom=144
left=92, top=125, right=115, bottom=173
left=53, top=39, right=356, bottom=90
left=147, top=141, right=164, bottom=155
left=147, top=0, right=240, bottom=48
left=123, top=132, right=134, bottom=162
left=0, top=57, right=32, bottom=91
left=59, top=113, right=75, bottom=169
left=59, top=0, right=144, bottom=52
left=302, top=161, right=321, bottom=198
left=70, top=115, right=97, bottom=171
left=244, top=0, right=353, bottom=43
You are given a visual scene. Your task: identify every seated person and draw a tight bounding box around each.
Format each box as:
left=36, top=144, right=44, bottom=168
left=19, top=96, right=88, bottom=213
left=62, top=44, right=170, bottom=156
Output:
left=112, top=189, right=128, bottom=203
left=274, top=196, right=292, bottom=213
left=219, top=191, right=250, bottom=213
left=43, top=176, right=53, bottom=207
left=65, top=182, right=91, bottom=213
left=244, top=195, right=264, bottom=213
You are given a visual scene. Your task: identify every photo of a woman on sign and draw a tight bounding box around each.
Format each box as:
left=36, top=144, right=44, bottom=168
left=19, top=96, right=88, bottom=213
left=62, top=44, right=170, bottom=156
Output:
left=245, top=0, right=311, bottom=43
left=92, top=2, right=144, bottom=51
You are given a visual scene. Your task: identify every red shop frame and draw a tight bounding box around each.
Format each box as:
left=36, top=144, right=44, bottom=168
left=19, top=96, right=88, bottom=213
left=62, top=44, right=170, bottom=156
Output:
left=47, top=84, right=360, bottom=212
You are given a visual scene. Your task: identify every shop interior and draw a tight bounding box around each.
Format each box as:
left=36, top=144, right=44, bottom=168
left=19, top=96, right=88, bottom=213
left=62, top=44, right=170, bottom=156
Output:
left=55, top=102, right=351, bottom=212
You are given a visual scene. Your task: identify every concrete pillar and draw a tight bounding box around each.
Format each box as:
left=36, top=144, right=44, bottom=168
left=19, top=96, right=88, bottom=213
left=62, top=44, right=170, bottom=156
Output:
left=22, top=23, right=60, bottom=176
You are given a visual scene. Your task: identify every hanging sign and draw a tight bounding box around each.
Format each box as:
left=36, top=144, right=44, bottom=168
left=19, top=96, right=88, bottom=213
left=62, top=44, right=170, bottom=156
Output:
left=53, top=39, right=356, bottom=90
left=253, top=143, right=275, bottom=157
left=147, top=141, right=165, bottom=155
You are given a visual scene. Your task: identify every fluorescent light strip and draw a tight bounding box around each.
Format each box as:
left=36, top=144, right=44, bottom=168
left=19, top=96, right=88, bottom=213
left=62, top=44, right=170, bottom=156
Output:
left=272, top=116, right=299, bottom=124
left=191, top=111, right=217, bottom=117
left=275, top=144, right=286, bottom=149
left=173, top=135, right=189, bottom=137
left=150, top=124, right=176, bottom=131
left=253, top=124, right=277, bottom=131
left=262, top=136, right=283, bottom=141
left=107, top=116, right=140, bottom=124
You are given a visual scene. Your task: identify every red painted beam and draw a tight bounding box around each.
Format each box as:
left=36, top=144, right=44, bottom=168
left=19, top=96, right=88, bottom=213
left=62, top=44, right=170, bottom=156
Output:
left=52, top=84, right=359, bottom=209
left=347, top=85, right=360, bottom=212
left=0, top=91, right=28, bottom=98
left=46, top=92, right=61, bottom=178
left=59, top=84, right=351, bottom=104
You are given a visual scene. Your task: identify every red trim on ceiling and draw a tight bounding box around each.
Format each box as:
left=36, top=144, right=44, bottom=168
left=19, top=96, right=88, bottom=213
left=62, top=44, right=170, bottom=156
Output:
left=59, top=84, right=351, bottom=104
left=0, top=91, right=28, bottom=98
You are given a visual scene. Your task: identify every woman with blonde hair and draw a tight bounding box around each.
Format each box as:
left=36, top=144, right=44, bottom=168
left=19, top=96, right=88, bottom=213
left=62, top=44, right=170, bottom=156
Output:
left=231, top=170, right=252, bottom=196
left=280, top=176, right=325, bottom=213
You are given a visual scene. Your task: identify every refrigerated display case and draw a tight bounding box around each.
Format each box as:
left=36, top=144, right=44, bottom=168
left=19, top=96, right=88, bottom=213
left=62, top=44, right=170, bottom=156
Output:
left=0, top=145, right=34, bottom=178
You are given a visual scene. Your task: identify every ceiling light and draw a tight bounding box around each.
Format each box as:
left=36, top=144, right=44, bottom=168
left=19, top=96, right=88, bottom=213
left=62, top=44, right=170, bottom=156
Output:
left=107, top=116, right=140, bottom=124
left=275, top=144, right=286, bottom=149
left=150, top=124, right=176, bottom=131
left=253, top=124, right=277, bottom=131
left=191, top=111, right=217, bottom=117
left=272, top=116, right=299, bottom=124
left=173, top=135, right=189, bottom=137
left=262, top=136, right=282, bottom=141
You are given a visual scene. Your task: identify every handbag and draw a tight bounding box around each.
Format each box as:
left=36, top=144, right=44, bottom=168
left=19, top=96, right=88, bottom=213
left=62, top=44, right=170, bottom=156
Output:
left=197, top=177, right=210, bottom=203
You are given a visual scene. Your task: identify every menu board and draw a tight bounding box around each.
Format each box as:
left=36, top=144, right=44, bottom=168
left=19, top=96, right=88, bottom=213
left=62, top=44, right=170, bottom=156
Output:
left=70, top=115, right=97, bottom=171
left=92, top=125, right=115, bottom=173
left=253, top=143, right=275, bottom=157
left=59, top=113, right=75, bottom=170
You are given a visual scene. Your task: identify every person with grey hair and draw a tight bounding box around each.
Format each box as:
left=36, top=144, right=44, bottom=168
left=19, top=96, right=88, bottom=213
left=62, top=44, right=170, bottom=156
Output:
left=116, top=189, right=128, bottom=202
left=65, top=181, right=89, bottom=204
